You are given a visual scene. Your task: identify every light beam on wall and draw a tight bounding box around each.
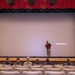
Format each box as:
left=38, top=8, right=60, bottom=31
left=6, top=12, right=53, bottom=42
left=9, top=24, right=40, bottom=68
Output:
left=56, top=43, right=68, bottom=45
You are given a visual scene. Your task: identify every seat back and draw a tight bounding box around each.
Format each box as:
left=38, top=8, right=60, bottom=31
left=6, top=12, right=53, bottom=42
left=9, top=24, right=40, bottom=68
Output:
left=15, top=67, right=29, bottom=74
left=0, top=71, right=20, bottom=75
left=23, top=71, right=42, bottom=75
left=46, top=68, right=62, bottom=71
left=68, top=72, right=75, bottom=75
left=0, top=67, right=13, bottom=71
left=45, top=71, right=65, bottom=75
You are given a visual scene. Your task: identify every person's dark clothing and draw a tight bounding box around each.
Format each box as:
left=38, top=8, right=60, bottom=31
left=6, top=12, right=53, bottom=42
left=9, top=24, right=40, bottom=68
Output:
left=35, top=61, right=40, bottom=65
left=45, top=58, right=54, bottom=65
left=63, top=59, right=73, bottom=66
left=45, top=43, right=51, bottom=49
left=4, top=61, right=12, bottom=65
left=14, top=62, right=22, bottom=65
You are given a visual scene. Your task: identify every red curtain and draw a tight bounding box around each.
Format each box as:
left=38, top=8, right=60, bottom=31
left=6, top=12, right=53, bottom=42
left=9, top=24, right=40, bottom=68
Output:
left=0, top=0, right=75, bottom=9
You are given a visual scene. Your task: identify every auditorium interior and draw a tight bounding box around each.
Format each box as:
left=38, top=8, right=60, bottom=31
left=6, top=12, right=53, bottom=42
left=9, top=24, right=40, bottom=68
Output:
left=0, top=0, right=75, bottom=75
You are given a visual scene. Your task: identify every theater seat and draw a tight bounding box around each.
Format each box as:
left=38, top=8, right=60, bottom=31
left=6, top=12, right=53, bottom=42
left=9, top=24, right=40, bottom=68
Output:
left=0, top=67, right=13, bottom=71
left=22, top=71, right=42, bottom=75
left=68, top=72, right=75, bottom=75
left=0, top=71, right=20, bottom=75
left=45, top=71, right=65, bottom=75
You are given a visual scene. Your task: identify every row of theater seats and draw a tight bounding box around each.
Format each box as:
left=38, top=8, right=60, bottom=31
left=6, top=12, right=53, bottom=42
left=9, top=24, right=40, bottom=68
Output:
left=0, top=64, right=75, bottom=75
left=0, top=70, right=75, bottom=75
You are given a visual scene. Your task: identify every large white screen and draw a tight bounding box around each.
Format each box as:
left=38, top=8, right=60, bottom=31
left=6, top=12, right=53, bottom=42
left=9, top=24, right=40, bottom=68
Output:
left=0, top=13, right=75, bottom=56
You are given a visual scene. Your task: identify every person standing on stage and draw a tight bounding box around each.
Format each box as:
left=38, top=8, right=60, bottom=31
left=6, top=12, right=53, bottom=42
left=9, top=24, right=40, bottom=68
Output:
left=45, top=41, right=52, bottom=56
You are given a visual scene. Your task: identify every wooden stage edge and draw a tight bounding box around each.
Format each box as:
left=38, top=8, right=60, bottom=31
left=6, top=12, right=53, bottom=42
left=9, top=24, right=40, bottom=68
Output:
left=0, top=56, right=75, bottom=63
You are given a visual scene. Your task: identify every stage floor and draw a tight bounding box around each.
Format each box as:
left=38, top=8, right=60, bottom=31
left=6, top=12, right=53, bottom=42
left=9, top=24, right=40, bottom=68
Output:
left=0, top=56, right=75, bottom=63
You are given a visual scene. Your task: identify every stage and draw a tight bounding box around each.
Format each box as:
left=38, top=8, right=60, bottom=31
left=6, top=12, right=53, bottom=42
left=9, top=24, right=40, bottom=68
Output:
left=0, top=56, right=75, bottom=64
